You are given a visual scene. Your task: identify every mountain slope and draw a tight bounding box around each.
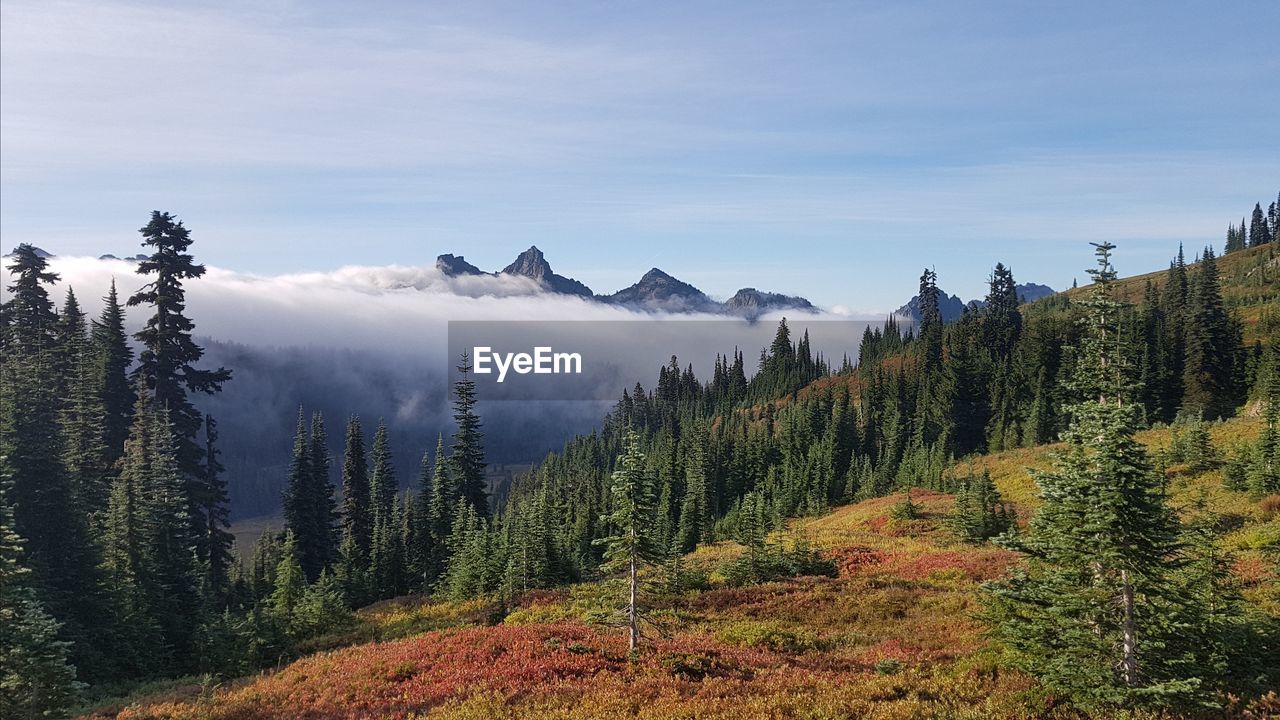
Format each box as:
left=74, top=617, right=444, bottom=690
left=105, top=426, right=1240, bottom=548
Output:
left=86, top=416, right=1277, bottom=720
left=500, top=246, right=594, bottom=297
left=1061, top=243, right=1278, bottom=345
left=602, top=267, right=719, bottom=313
left=723, top=287, right=816, bottom=317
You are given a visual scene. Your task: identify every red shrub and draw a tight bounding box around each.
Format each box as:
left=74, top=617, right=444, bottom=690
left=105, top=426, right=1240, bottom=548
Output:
left=828, top=545, right=885, bottom=577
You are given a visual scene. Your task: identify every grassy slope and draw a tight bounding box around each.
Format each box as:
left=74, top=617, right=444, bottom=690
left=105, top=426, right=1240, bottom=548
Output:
left=93, top=247, right=1277, bottom=719
left=88, top=418, right=1279, bottom=720
left=1059, top=243, right=1278, bottom=346
left=743, top=244, right=1278, bottom=422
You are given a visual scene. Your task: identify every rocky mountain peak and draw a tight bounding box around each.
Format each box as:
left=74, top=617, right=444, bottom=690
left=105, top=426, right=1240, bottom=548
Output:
left=436, top=254, right=484, bottom=277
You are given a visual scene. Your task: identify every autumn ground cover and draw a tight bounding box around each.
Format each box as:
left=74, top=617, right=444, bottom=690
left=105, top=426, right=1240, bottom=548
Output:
left=88, top=416, right=1279, bottom=720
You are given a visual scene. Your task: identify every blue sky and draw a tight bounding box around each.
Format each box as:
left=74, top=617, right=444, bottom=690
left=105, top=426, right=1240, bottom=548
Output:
left=2, top=0, right=1276, bottom=312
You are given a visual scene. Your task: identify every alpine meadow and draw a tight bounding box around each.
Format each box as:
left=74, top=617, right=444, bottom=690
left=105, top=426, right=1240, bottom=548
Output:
left=2, top=2, right=1279, bottom=719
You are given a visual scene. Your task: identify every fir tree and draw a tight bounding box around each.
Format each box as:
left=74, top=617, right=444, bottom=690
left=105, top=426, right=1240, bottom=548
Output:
left=1, top=245, right=107, bottom=679
left=673, top=430, right=710, bottom=553
left=595, top=430, right=660, bottom=651
left=1249, top=202, right=1272, bottom=246
left=270, top=531, right=306, bottom=618
left=339, top=416, right=371, bottom=563
left=281, top=410, right=337, bottom=582
left=451, top=354, right=488, bottom=518
left=985, top=243, right=1195, bottom=708
left=1225, top=223, right=1245, bottom=254
left=982, top=263, right=1023, bottom=362
left=91, top=279, right=134, bottom=470
left=0, top=462, right=79, bottom=719
left=917, top=268, right=943, bottom=375
left=369, top=420, right=396, bottom=528
left=947, top=470, right=1012, bottom=543
left=1161, top=246, right=1189, bottom=414
left=200, top=415, right=233, bottom=600
left=424, top=436, right=452, bottom=585
left=1248, top=345, right=1280, bottom=495
left=306, top=413, right=338, bottom=580
left=58, top=290, right=110, bottom=521
left=411, top=448, right=435, bottom=591
left=101, top=382, right=169, bottom=673
left=144, top=403, right=203, bottom=667
left=1182, top=247, right=1236, bottom=420
left=127, top=211, right=230, bottom=557
left=280, top=410, right=314, bottom=576
left=440, top=503, right=492, bottom=600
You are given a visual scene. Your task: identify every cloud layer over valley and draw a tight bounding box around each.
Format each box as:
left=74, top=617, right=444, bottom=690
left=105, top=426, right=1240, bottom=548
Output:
left=12, top=254, right=874, bottom=517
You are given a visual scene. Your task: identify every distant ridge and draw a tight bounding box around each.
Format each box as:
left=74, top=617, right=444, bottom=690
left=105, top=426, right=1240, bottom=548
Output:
left=895, top=282, right=1056, bottom=324
left=433, top=248, right=818, bottom=318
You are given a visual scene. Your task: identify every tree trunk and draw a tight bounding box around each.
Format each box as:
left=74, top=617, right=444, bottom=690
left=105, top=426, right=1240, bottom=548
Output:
left=1120, top=569, right=1138, bottom=686
left=628, top=554, right=638, bottom=651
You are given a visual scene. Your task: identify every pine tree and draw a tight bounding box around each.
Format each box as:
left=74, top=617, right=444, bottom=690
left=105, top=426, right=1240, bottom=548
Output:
left=144, top=403, right=203, bottom=667
left=1161, top=246, right=1189, bottom=414
left=1270, top=195, right=1279, bottom=241
left=735, top=490, right=769, bottom=560
left=673, top=431, right=709, bottom=553
left=369, top=420, right=396, bottom=529
left=101, top=381, right=168, bottom=674
left=1137, top=281, right=1171, bottom=422
left=1182, top=247, right=1237, bottom=419
left=101, top=387, right=202, bottom=670
left=281, top=410, right=337, bottom=582
left=440, top=502, right=493, bottom=600
left=280, top=410, right=315, bottom=576
left=246, top=530, right=282, bottom=602
left=52, top=289, right=86, bottom=396
left=58, top=290, right=111, bottom=522
left=595, top=430, right=660, bottom=651
left=307, top=413, right=338, bottom=580
left=1248, top=345, right=1280, bottom=495
left=200, top=415, right=233, bottom=600
left=947, top=470, right=1012, bottom=543
left=1, top=245, right=107, bottom=679
left=411, top=448, right=435, bottom=591
left=983, top=263, right=1022, bottom=362
left=985, top=243, right=1195, bottom=708
left=339, top=416, right=371, bottom=563
left=0, top=462, right=79, bottom=719
left=1249, top=202, right=1272, bottom=247
left=1225, top=223, right=1245, bottom=253
left=451, top=354, right=488, bottom=518
left=917, top=268, right=943, bottom=375
left=127, top=211, right=231, bottom=552
left=270, top=530, right=306, bottom=619
left=1022, top=366, right=1054, bottom=447
left=424, top=436, right=452, bottom=585
left=1166, top=498, right=1252, bottom=690
left=91, top=279, right=134, bottom=469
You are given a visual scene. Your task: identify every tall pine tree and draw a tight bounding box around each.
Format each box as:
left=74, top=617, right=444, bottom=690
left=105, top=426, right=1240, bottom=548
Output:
left=986, top=243, right=1194, bottom=708
left=127, top=212, right=231, bottom=582
left=451, top=354, right=488, bottom=518
left=595, top=430, right=660, bottom=651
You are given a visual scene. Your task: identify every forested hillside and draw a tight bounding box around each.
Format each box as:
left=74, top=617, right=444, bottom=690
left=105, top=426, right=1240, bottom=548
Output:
left=2, top=195, right=1279, bottom=719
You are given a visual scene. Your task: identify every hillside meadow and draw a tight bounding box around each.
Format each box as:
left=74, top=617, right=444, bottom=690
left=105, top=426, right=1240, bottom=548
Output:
left=81, top=417, right=1280, bottom=720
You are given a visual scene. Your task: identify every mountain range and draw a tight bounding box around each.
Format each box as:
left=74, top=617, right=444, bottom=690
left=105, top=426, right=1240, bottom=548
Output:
left=894, top=282, right=1055, bottom=324
left=8, top=245, right=1054, bottom=320
left=437, top=245, right=816, bottom=318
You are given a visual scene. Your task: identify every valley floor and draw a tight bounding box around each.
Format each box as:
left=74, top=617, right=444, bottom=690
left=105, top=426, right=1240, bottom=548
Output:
left=84, top=419, right=1279, bottom=720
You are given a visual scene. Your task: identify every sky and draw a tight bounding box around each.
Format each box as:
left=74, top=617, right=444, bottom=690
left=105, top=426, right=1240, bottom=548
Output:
left=2, top=0, right=1277, bottom=312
